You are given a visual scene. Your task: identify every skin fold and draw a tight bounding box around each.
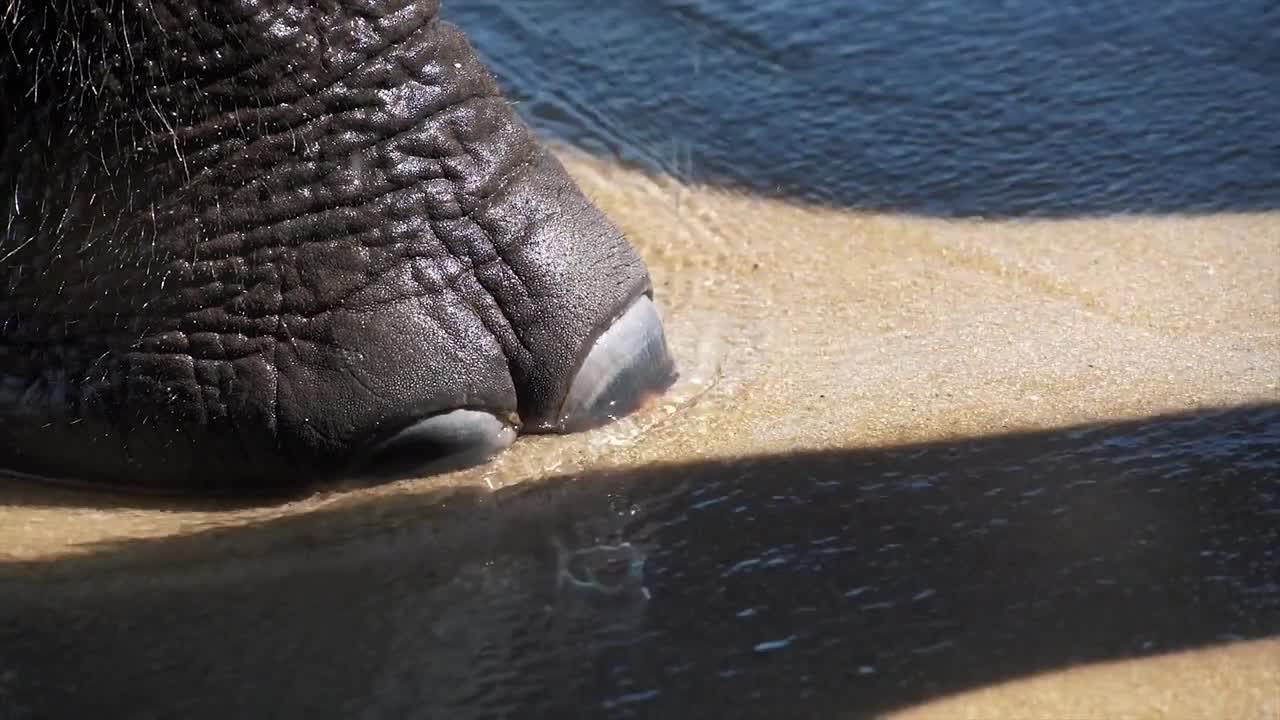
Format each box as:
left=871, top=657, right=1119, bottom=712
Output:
left=0, top=1, right=665, bottom=493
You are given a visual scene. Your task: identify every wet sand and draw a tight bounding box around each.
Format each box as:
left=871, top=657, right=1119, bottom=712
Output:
left=2, top=152, right=1278, bottom=717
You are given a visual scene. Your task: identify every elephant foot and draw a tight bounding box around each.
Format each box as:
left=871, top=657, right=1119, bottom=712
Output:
left=0, top=1, right=678, bottom=495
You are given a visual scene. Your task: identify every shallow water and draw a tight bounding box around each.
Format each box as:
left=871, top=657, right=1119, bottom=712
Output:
left=3, top=406, right=1278, bottom=718
left=449, top=0, right=1280, bottom=217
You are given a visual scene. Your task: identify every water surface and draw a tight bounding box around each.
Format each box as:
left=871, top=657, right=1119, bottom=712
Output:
left=450, top=0, right=1280, bottom=216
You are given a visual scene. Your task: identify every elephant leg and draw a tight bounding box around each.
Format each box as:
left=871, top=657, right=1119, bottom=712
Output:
left=0, top=0, right=675, bottom=493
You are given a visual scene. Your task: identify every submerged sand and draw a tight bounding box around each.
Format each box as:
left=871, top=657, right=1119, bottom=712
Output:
left=2, top=149, right=1278, bottom=717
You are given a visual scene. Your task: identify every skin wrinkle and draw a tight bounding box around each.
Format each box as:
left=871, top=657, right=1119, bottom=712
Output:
left=164, top=93, right=506, bottom=271
left=496, top=184, right=604, bottom=366
left=438, top=146, right=543, bottom=368
left=133, top=28, right=509, bottom=323
left=400, top=230, right=493, bottom=358
left=154, top=13, right=444, bottom=179
left=48, top=5, right=435, bottom=249
left=78, top=4, right=362, bottom=118
left=0, top=0, right=651, bottom=490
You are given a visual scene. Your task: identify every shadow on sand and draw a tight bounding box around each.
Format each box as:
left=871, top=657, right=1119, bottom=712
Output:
left=2, top=403, right=1278, bottom=718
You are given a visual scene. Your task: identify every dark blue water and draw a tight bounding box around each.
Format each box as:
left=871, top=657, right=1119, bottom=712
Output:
left=449, top=0, right=1280, bottom=216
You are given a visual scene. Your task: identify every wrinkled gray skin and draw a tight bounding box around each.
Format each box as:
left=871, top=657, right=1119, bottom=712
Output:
left=0, top=0, right=672, bottom=493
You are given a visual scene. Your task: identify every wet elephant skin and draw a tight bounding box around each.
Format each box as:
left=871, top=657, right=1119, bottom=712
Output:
left=0, top=1, right=662, bottom=492
left=2, top=404, right=1277, bottom=718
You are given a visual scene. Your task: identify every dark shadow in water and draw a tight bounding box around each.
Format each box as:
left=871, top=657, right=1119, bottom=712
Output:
left=2, top=404, right=1278, bottom=719
left=445, top=0, right=1280, bottom=218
